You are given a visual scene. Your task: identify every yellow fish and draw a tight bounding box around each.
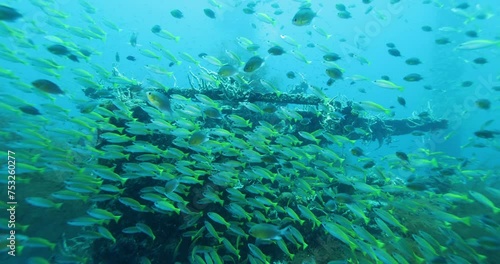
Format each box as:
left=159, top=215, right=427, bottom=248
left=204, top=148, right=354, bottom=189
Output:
left=146, top=91, right=171, bottom=112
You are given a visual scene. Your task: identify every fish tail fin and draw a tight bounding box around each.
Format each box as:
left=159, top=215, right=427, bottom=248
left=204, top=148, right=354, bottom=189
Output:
left=120, top=177, right=128, bottom=186
left=377, top=240, right=385, bottom=248
left=430, top=158, right=438, bottom=168
left=21, top=224, right=29, bottom=232
left=31, top=154, right=41, bottom=163
left=462, top=216, right=471, bottom=226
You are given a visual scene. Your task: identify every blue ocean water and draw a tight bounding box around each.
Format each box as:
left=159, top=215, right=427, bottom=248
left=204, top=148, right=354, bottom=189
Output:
left=0, top=0, right=499, bottom=263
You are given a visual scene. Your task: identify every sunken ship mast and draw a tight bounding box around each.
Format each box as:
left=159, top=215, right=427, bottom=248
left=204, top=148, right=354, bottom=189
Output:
left=83, top=71, right=447, bottom=146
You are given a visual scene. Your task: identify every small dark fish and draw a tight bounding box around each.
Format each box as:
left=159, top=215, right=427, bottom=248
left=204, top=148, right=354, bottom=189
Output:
left=262, top=104, right=277, bottom=113
left=204, top=8, right=216, bottom=19
left=386, top=42, right=396, bottom=48
left=395, top=151, right=409, bottom=162
left=465, top=30, right=478, bottom=38
left=421, top=25, right=432, bottom=32
left=323, top=52, right=341, bottom=61
left=188, top=131, right=209, bottom=146
left=461, top=81, right=473, bottom=87
left=455, top=3, right=469, bottom=9
left=19, top=105, right=41, bottom=115
left=337, top=11, right=351, bottom=19
left=243, top=56, right=264, bottom=73
left=381, top=75, right=390, bottom=81
left=170, top=9, right=183, bottom=19
left=473, top=57, right=488, bottom=64
left=198, top=52, right=207, bottom=58
left=202, top=107, right=222, bottom=119
left=292, top=7, right=316, bottom=26
left=390, top=0, right=401, bottom=4
left=242, top=8, right=255, bottom=14
left=115, top=52, right=120, bottom=62
left=274, top=10, right=283, bottom=15
left=286, top=71, right=295, bottom=79
left=67, top=54, right=79, bottom=62
left=406, top=181, right=428, bottom=191
left=423, top=85, right=433, bottom=90
left=306, top=43, right=315, bottom=48
left=47, top=44, right=70, bottom=55
left=218, top=64, right=238, bottom=77
left=397, top=97, right=406, bottom=107
left=130, top=32, right=138, bottom=47
left=326, top=68, right=343, bottom=79
left=80, top=49, right=92, bottom=57
left=351, top=147, right=364, bottom=157
left=0, top=5, right=22, bottom=22
left=474, top=130, right=498, bottom=139
left=405, top=57, right=421, bottom=65
left=435, top=38, right=450, bottom=45
left=363, top=161, right=375, bottom=169
left=476, top=13, right=489, bottom=20
left=492, top=86, right=500, bottom=91
left=335, top=4, right=347, bottom=11
left=151, top=25, right=161, bottom=33
left=268, top=45, right=285, bottom=55
left=126, top=55, right=136, bottom=61
left=168, top=62, right=175, bottom=67
left=388, top=48, right=401, bottom=57
left=475, top=99, right=491, bottom=110
left=326, top=78, right=335, bottom=86
left=32, top=79, right=64, bottom=94
left=403, top=73, right=423, bottom=82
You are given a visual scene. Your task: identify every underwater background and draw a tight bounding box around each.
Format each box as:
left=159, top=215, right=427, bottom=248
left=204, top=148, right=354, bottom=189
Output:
left=0, top=0, right=499, bottom=263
